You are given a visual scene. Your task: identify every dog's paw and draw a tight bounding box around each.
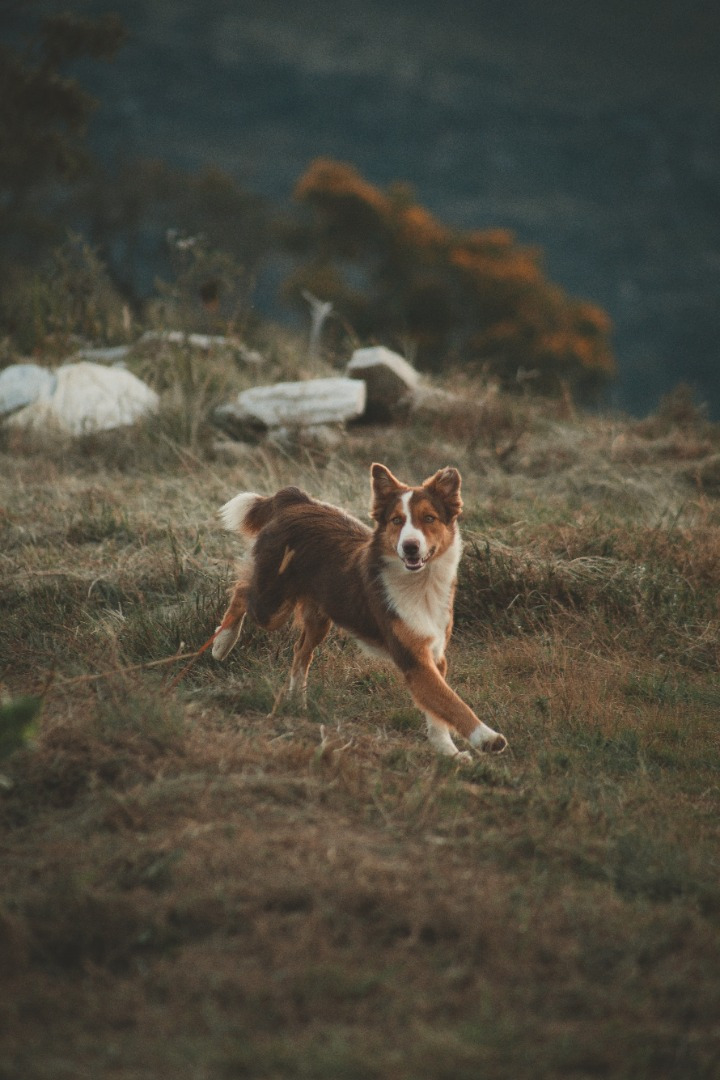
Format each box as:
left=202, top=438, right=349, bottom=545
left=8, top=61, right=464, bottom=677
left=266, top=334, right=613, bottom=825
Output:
left=212, top=624, right=241, bottom=661
left=484, top=734, right=508, bottom=754
left=469, top=725, right=508, bottom=754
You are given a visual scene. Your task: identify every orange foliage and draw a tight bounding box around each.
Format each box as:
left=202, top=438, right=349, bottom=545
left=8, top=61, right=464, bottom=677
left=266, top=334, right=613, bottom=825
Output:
left=294, top=159, right=387, bottom=215
left=287, top=158, right=616, bottom=399
left=396, top=205, right=449, bottom=249
left=450, top=245, right=542, bottom=287
left=574, top=301, right=613, bottom=336
left=469, top=228, right=515, bottom=250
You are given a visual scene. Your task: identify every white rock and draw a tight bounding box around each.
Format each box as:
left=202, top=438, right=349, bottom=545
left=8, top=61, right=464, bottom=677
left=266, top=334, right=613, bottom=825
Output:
left=346, top=346, right=419, bottom=417
left=73, top=345, right=132, bottom=364
left=6, top=361, right=159, bottom=435
left=140, top=330, right=242, bottom=351
left=0, top=364, right=57, bottom=416
left=236, top=346, right=265, bottom=365
left=236, top=377, right=366, bottom=429
left=411, top=384, right=464, bottom=411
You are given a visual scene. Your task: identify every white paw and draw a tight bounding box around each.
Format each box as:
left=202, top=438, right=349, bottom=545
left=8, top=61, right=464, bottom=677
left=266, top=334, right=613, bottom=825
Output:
left=469, top=725, right=508, bottom=754
left=212, top=624, right=242, bottom=661
left=425, top=714, right=463, bottom=757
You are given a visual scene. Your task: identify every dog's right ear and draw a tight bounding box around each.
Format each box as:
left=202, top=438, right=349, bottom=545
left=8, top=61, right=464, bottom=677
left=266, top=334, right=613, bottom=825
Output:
left=370, top=463, right=403, bottom=520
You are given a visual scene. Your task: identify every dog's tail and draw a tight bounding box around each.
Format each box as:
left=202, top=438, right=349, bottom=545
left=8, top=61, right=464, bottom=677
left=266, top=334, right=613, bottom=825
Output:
left=219, top=486, right=311, bottom=538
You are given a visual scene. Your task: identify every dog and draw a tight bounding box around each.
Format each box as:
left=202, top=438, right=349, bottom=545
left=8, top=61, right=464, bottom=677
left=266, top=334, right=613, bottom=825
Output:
left=212, top=463, right=507, bottom=759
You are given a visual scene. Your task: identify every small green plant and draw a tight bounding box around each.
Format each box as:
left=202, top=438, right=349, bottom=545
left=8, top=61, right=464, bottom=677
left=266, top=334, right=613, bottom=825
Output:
left=0, top=233, right=131, bottom=354
left=0, top=696, right=42, bottom=760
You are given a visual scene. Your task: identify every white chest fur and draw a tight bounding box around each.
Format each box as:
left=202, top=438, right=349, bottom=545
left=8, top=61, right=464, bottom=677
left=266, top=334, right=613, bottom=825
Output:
left=381, top=530, right=462, bottom=660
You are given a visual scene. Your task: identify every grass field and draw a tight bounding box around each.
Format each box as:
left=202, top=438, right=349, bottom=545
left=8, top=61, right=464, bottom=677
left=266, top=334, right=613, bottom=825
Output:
left=1, top=358, right=719, bottom=1079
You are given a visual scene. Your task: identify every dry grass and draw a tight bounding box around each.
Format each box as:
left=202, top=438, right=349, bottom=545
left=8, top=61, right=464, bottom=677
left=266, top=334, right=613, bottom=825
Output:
left=1, top=369, right=720, bottom=1079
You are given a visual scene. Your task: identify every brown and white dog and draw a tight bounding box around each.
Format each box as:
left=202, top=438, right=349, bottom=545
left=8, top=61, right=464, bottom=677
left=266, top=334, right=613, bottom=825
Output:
left=212, top=463, right=507, bottom=759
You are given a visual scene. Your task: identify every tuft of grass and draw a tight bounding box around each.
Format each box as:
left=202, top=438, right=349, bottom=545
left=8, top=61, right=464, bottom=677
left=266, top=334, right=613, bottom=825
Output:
left=624, top=672, right=720, bottom=708
left=65, top=499, right=134, bottom=545
left=608, top=828, right=718, bottom=907
left=456, top=524, right=720, bottom=668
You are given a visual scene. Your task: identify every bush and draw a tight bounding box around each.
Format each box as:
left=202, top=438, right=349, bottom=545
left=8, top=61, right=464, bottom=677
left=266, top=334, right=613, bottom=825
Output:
left=0, top=233, right=131, bottom=354
left=283, top=159, right=616, bottom=400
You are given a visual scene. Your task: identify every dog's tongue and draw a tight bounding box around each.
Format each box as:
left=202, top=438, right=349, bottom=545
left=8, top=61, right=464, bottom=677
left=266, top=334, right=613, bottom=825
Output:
left=404, top=557, right=423, bottom=571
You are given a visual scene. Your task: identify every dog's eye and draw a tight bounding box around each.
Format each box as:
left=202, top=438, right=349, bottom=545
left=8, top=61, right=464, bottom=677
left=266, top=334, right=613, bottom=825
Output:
left=391, top=515, right=404, bottom=526
left=423, top=514, right=437, bottom=524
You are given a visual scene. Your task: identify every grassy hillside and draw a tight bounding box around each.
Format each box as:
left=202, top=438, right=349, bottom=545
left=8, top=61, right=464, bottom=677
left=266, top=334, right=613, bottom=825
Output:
left=1, top=345, right=719, bottom=1079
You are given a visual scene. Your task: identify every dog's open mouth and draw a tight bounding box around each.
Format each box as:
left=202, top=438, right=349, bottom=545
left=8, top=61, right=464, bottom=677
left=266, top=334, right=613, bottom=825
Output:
left=402, top=549, right=435, bottom=572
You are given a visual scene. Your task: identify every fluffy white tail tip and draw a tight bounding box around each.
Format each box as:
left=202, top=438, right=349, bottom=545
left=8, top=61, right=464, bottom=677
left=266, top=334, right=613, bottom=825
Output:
left=218, top=492, right=260, bottom=534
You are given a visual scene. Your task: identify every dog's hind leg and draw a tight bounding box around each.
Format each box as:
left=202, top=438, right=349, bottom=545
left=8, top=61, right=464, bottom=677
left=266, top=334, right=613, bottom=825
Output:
left=213, top=582, right=249, bottom=660
left=289, top=602, right=331, bottom=707
left=269, top=602, right=331, bottom=718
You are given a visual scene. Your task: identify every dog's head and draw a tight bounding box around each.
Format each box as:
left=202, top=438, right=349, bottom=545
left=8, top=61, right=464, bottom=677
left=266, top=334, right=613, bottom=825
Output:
left=370, top=463, right=463, bottom=572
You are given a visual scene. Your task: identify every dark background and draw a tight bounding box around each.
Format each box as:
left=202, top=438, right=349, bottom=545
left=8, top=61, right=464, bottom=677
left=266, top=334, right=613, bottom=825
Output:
left=39, top=1, right=720, bottom=414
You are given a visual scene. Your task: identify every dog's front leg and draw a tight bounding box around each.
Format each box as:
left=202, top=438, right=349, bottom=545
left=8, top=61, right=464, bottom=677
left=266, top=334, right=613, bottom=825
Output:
left=404, top=657, right=507, bottom=755
left=424, top=714, right=470, bottom=760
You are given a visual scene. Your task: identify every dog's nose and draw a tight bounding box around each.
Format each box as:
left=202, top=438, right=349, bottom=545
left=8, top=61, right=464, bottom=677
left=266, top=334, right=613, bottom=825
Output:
left=402, top=540, right=420, bottom=557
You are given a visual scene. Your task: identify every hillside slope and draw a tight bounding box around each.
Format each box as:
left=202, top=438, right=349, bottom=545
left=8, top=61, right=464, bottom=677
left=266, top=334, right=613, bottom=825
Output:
left=1, top=360, right=719, bottom=1078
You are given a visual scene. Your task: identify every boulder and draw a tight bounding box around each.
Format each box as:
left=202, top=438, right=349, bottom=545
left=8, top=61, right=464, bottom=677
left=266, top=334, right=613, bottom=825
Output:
left=139, top=330, right=254, bottom=353
left=229, top=377, right=366, bottom=431
left=0, top=364, right=57, bottom=416
left=6, top=361, right=159, bottom=435
left=346, top=346, right=419, bottom=419
left=73, top=345, right=132, bottom=365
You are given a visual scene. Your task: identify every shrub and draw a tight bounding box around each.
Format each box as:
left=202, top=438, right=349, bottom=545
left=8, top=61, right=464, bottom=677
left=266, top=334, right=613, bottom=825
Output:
left=283, top=159, right=616, bottom=400
left=0, top=233, right=131, bottom=354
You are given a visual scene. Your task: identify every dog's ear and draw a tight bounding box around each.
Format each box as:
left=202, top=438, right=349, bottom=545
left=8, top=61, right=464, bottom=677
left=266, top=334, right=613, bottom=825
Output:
left=370, top=463, right=404, bottom=520
left=423, top=466, right=463, bottom=520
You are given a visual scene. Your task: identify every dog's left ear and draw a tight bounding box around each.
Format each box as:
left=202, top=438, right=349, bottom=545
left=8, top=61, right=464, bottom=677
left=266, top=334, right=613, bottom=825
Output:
left=424, top=466, right=463, bottom=519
